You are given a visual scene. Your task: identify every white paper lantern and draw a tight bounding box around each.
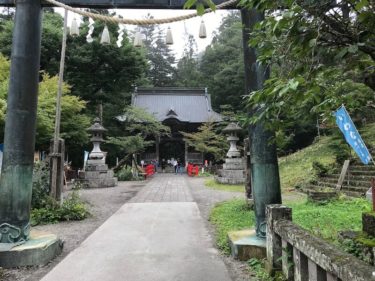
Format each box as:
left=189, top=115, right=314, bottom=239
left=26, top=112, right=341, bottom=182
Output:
left=166, top=27, right=173, bottom=45
left=199, top=20, right=207, bottom=39
left=70, top=18, right=79, bottom=37
left=100, top=25, right=111, bottom=45
left=133, top=31, right=143, bottom=47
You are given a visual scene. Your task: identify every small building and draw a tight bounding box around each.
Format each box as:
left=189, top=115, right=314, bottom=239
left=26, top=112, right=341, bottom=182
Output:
left=132, top=87, right=222, bottom=165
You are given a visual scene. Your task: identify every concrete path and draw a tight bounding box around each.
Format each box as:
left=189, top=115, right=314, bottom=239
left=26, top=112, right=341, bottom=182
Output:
left=41, top=175, right=232, bottom=281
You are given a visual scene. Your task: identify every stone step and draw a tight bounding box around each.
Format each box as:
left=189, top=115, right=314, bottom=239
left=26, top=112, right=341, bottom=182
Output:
left=341, top=190, right=365, bottom=198
left=350, top=165, right=375, bottom=171
left=349, top=170, right=375, bottom=176
left=314, top=181, right=336, bottom=188
left=308, top=184, right=367, bottom=194
left=330, top=173, right=375, bottom=181
left=340, top=185, right=368, bottom=193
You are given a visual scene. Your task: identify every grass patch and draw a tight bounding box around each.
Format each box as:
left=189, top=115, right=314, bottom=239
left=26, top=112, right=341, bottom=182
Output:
left=204, top=178, right=245, bottom=193
left=289, top=197, right=371, bottom=242
left=209, top=197, right=371, bottom=255
left=209, top=199, right=255, bottom=254
left=278, top=136, right=336, bottom=190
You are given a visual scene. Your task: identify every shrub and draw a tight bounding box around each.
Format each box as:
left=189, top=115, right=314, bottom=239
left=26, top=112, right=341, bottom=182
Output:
left=312, top=161, right=329, bottom=177
left=116, top=166, right=133, bottom=181
left=31, top=191, right=90, bottom=225
left=31, top=160, right=51, bottom=209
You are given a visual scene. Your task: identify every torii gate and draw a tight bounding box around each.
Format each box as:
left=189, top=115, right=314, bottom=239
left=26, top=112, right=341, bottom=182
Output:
left=0, top=0, right=280, bottom=245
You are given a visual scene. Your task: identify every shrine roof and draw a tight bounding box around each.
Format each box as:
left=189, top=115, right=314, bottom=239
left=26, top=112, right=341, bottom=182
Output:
left=131, top=87, right=222, bottom=123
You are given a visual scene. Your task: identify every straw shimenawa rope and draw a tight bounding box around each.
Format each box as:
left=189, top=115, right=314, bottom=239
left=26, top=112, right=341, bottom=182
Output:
left=44, top=0, right=239, bottom=26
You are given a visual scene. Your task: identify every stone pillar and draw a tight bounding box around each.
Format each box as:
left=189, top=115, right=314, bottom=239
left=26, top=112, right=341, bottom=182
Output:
left=0, top=0, right=42, bottom=243
left=241, top=8, right=282, bottom=239
left=49, top=138, right=65, bottom=202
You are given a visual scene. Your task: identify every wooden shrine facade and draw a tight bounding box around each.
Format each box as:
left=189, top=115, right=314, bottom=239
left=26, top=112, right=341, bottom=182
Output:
left=132, top=87, right=222, bottom=165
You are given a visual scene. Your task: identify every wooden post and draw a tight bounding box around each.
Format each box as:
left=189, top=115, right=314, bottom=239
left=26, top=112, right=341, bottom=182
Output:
left=50, top=9, right=68, bottom=202
left=336, top=160, right=350, bottom=190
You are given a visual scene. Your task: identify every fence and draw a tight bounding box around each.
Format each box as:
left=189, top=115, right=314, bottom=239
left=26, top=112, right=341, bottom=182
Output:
left=266, top=205, right=374, bottom=281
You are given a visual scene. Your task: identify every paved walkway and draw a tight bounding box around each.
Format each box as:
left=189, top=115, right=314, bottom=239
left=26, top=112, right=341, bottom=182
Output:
left=41, top=174, right=232, bottom=281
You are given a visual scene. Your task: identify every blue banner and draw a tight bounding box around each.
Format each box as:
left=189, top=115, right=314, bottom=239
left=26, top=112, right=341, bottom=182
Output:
left=335, top=106, right=372, bottom=165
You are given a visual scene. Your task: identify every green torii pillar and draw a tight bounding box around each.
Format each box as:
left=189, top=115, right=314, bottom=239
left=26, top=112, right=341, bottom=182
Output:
left=241, top=8, right=282, bottom=238
left=0, top=0, right=42, bottom=243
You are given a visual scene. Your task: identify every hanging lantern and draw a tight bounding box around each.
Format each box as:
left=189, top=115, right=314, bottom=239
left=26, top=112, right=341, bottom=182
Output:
left=199, top=20, right=207, bottom=39
left=133, top=31, right=143, bottom=47
left=100, top=25, right=111, bottom=45
left=166, top=27, right=173, bottom=45
left=70, top=18, right=80, bottom=37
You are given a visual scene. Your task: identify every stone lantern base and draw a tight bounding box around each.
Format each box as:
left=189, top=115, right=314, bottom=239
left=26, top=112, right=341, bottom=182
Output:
left=215, top=158, right=246, bottom=185
left=80, top=160, right=117, bottom=189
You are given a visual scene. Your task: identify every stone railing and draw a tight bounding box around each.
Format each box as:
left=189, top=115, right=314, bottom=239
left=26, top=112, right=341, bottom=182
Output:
left=266, top=205, right=375, bottom=281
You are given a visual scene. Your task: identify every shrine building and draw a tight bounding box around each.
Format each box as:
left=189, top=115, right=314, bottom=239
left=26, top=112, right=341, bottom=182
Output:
left=131, top=87, right=222, bottom=165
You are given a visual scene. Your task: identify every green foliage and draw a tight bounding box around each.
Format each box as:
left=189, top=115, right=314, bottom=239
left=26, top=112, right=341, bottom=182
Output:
left=0, top=54, right=90, bottom=150
left=184, top=0, right=216, bottom=15
left=116, top=166, right=134, bottom=181
left=107, top=106, right=170, bottom=158
left=181, top=122, right=227, bottom=161
left=312, top=161, right=329, bottom=177
left=242, top=0, right=375, bottom=133
left=328, top=136, right=351, bottom=165
left=31, top=160, right=90, bottom=225
left=31, top=191, right=90, bottom=226
left=31, top=161, right=51, bottom=209
left=138, top=19, right=176, bottom=87
left=210, top=197, right=371, bottom=259
left=198, top=12, right=245, bottom=112
left=289, top=198, right=371, bottom=242
left=37, top=73, right=90, bottom=150
left=209, top=199, right=255, bottom=254
left=248, top=258, right=286, bottom=281
left=279, top=136, right=336, bottom=190
left=204, top=178, right=245, bottom=193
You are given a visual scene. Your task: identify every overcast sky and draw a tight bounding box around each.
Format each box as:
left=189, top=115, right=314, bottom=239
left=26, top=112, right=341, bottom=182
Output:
left=56, top=8, right=232, bottom=59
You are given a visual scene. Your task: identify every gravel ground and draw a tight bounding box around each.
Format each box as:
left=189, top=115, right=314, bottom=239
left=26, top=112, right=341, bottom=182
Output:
left=1, top=181, right=145, bottom=281
left=186, top=176, right=256, bottom=281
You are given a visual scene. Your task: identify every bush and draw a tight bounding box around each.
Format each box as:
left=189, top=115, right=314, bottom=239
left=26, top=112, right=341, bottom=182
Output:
left=30, top=160, right=90, bottom=225
left=31, top=191, right=90, bottom=225
left=31, top=160, right=51, bottom=209
left=116, top=166, right=133, bottom=181
left=312, top=161, right=329, bottom=177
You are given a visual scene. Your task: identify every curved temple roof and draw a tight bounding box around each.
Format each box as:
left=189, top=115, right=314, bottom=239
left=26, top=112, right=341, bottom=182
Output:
left=131, top=87, right=222, bottom=123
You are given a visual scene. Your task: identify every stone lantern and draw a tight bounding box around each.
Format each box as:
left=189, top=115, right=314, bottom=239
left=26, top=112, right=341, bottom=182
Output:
left=222, top=122, right=242, bottom=158
left=215, top=122, right=245, bottom=184
left=87, top=117, right=107, bottom=163
left=81, top=118, right=117, bottom=188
